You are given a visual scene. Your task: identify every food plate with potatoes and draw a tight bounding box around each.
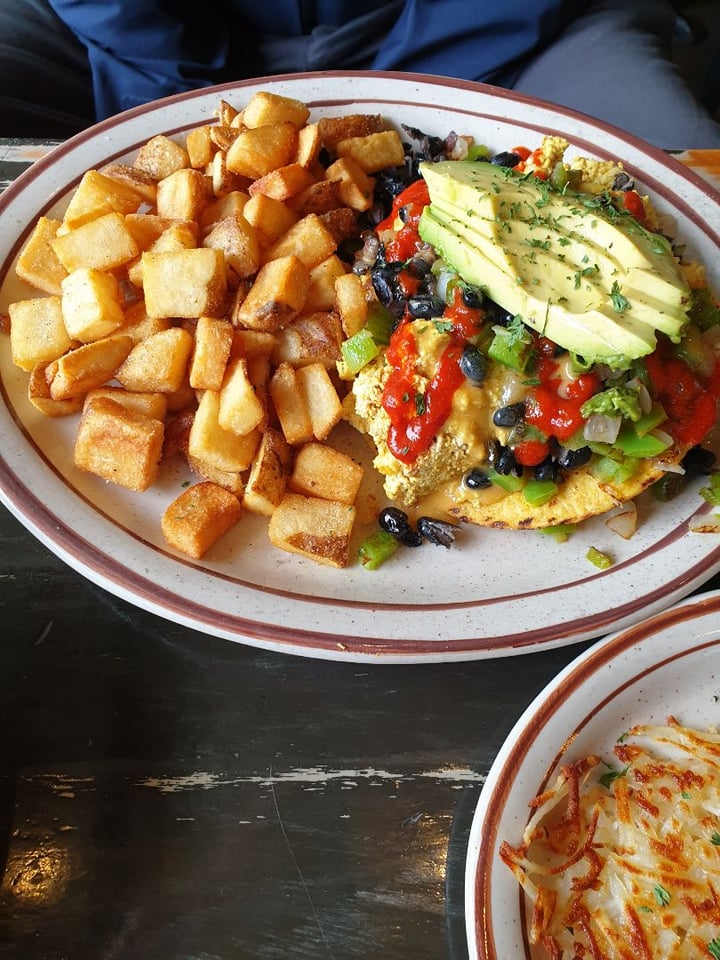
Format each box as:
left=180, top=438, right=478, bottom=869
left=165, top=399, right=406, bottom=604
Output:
left=1, top=72, right=720, bottom=661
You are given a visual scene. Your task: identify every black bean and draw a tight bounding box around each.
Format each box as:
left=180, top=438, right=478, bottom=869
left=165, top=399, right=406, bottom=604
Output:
left=533, top=456, right=559, bottom=482
left=459, top=344, right=487, bottom=384
left=495, top=444, right=518, bottom=476
left=557, top=445, right=592, bottom=469
left=464, top=468, right=492, bottom=490
left=461, top=286, right=484, bottom=309
left=378, top=507, right=422, bottom=546
left=417, top=516, right=460, bottom=548
left=493, top=402, right=526, bottom=427
left=490, top=150, right=521, bottom=168
left=682, top=445, right=717, bottom=475
left=407, top=294, right=446, bottom=319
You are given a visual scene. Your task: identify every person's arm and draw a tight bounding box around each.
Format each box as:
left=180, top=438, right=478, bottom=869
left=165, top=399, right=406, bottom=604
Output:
left=46, top=0, right=233, bottom=118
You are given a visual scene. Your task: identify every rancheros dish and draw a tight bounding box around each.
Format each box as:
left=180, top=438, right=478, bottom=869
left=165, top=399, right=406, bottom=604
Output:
left=346, top=138, right=720, bottom=547
left=3, top=87, right=720, bottom=569
left=499, top=717, right=720, bottom=959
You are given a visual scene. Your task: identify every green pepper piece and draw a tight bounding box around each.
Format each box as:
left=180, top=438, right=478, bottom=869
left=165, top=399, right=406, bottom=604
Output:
left=586, top=546, right=613, bottom=569
left=339, top=327, right=380, bottom=377
left=591, top=454, right=639, bottom=485
left=364, top=301, right=395, bottom=346
left=614, top=422, right=671, bottom=457
left=633, top=403, right=667, bottom=437
left=487, top=466, right=527, bottom=493
left=537, top=523, right=576, bottom=542
left=523, top=479, right=558, bottom=506
left=488, top=327, right=532, bottom=373
left=358, top=530, right=399, bottom=570
left=688, top=287, right=720, bottom=331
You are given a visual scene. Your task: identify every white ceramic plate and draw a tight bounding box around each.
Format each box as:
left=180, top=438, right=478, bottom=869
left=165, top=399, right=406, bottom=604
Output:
left=2, top=71, right=720, bottom=662
left=465, top=588, right=720, bottom=957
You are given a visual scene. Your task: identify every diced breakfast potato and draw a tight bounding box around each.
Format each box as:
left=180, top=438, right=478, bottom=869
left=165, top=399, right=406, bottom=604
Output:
left=161, top=481, right=242, bottom=559
left=15, top=217, right=68, bottom=295
left=74, top=395, right=164, bottom=491
left=9, top=295, right=74, bottom=371
left=268, top=493, right=356, bottom=567
left=3, top=92, right=404, bottom=568
left=243, top=427, right=293, bottom=516
left=290, top=442, right=363, bottom=505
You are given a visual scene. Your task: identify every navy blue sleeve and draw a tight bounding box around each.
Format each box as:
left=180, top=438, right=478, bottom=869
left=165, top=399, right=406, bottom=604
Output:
left=371, top=0, right=580, bottom=86
left=46, top=0, right=234, bottom=118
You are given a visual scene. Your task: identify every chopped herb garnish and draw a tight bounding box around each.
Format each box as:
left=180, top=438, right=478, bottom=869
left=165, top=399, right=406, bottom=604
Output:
left=599, top=762, right=628, bottom=787
left=709, top=938, right=720, bottom=960
left=610, top=280, right=631, bottom=313
left=711, top=831, right=720, bottom=845
left=414, top=392, right=426, bottom=416
left=653, top=884, right=671, bottom=907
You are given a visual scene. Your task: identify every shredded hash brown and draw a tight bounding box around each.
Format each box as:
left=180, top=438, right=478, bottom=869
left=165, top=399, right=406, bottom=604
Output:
left=500, top=717, right=720, bottom=959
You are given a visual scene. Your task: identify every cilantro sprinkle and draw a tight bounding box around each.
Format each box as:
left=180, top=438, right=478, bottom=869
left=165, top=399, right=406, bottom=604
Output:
left=653, top=884, right=671, bottom=907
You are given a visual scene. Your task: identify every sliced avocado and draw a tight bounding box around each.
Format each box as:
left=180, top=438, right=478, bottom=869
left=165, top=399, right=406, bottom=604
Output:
left=418, top=161, right=691, bottom=364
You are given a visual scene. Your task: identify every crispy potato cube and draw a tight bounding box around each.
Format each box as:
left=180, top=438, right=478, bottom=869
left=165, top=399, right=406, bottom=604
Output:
left=156, top=168, right=212, bottom=221
left=9, top=295, right=74, bottom=371
left=334, top=271, right=371, bottom=336
left=295, top=122, right=322, bottom=169
left=134, top=134, right=189, bottom=180
left=185, top=125, right=215, bottom=169
left=305, top=256, right=347, bottom=312
left=231, top=329, right=277, bottom=359
left=209, top=125, right=241, bottom=153
left=268, top=493, right=355, bottom=567
left=295, top=362, right=343, bottom=440
left=214, top=99, right=239, bottom=127
left=210, top=148, right=251, bottom=197
left=242, top=91, right=310, bottom=129
left=165, top=375, right=196, bottom=413
left=61, top=267, right=125, bottom=342
left=225, top=122, right=298, bottom=180
left=272, top=311, right=343, bottom=369
left=62, top=169, right=146, bottom=228
left=83, top=386, right=167, bottom=421
left=150, top=220, right=199, bottom=253
left=142, top=248, right=227, bottom=319
left=189, top=316, right=233, bottom=390
left=242, top=193, right=299, bottom=248
left=116, top=326, right=194, bottom=393
left=325, top=156, right=375, bottom=212
left=28, top=362, right=84, bottom=417
left=288, top=178, right=342, bottom=216
left=186, top=453, right=245, bottom=497
left=47, top=334, right=133, bottom=400
left=100, top=163, right=158, bottom=205
left=199, top=190, right=250, bottom=230
left=74, top=395, right=164, bottom=491
left=269, top=361, right=313, bottom=445
left=52, top=211, right=140, bottom=272
left=15, top=217, right=69, bottom=295
left=334, top=129, right=405, bottom=174
left=124, top=214, right=180, bottom=251
left=188, top=389, right=260, bottom=472
left=202, top=214, right=260, bottom=278
left=263, top=213, right=337, bottom=269
left=217, top=357, right=265, bottom=436
left=318, top=113, right=385, bottom=151
left=290, top=442, right=363, bottom=505
left=162, top=481, right=242, bottom=559
left=120, top=300, right=173, bottom=342
left=234, top=255, right=310, bottom=332
left=319, top=207, right=357, bottom=245
left=242, top=426, right=293, bottom=516
left=248, top=163, right=316, bottom=201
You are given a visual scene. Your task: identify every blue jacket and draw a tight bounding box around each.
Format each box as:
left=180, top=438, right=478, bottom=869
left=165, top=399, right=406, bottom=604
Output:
left=47, top=0, right=583, bottom=120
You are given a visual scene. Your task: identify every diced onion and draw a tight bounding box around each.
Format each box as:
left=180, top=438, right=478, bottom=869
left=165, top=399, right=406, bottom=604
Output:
left=689, top=511, right=720, bottom=533
left=655, top=460, right=685, bottom=474
left=583, top=414, right=622, bottom=443
left=625, top=376, right=652, bottom=415
left=605, top=502, right=637, bottom=540
left=650, top=428, right=674, bottom=448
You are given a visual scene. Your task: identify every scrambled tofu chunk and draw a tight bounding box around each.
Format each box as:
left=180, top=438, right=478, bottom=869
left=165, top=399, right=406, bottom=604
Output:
left=569, top=155, right=625, bottom=194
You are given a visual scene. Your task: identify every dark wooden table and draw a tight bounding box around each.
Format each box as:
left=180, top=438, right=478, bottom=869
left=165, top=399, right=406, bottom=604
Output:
left=1, top=141, right=719, bottom=960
